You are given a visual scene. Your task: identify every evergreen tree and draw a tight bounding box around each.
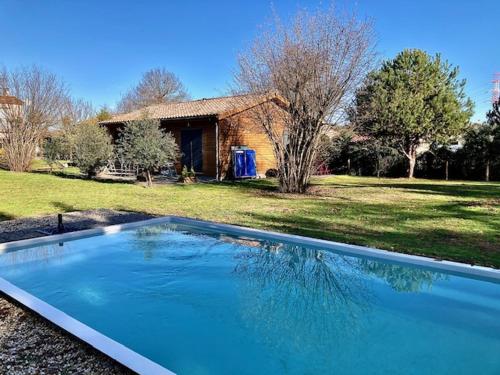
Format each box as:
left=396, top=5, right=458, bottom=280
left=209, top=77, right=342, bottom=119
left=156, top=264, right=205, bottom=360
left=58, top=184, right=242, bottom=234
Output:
left=352, top=49, right=473, bottom=178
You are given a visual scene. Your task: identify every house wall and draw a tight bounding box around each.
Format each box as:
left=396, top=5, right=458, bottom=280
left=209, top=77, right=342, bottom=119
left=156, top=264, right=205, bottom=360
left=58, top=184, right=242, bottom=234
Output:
left=218, top=106, right=283, bottom=178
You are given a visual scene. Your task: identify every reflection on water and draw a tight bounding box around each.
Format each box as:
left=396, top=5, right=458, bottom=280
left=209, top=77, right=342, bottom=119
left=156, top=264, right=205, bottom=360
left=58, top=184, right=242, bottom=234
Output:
left=228, top=236, right=448, bottom=364
left=359, top=259, right=446, bottom=292
left=232, top=240, right=370, bottom=360
left=133, top=226, right=168, bottom=260
left=0, top=243, right=70, bottom=267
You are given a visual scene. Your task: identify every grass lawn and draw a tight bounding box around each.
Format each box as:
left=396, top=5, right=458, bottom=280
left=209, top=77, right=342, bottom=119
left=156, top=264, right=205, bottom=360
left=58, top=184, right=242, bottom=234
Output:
left=0, top=169, right=499, bottom=267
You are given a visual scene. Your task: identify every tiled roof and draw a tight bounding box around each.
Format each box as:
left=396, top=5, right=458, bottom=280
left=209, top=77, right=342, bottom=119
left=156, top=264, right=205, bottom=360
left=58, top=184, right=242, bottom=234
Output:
left=0, top=95, right=23, bottom=106
left=101, top=93, right=284, bottom=124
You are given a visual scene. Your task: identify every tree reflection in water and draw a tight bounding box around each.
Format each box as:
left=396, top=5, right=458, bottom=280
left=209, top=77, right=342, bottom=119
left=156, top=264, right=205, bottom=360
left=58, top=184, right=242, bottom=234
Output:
left=132, top=225, right=170, bottom=260
left=129, top=226, right=446, bottom=368
left=232, top=239, right=372, bottom=360
left=132, top=225, right=222, bottom=261
left=0, top=243, right=69, bottom=267
left=359, top=259, right=446, bottom=293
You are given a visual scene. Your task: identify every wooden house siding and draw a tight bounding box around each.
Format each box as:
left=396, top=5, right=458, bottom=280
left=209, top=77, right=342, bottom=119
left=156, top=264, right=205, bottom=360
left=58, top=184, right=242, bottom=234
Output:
left=218, top=107, right=282, bottom=178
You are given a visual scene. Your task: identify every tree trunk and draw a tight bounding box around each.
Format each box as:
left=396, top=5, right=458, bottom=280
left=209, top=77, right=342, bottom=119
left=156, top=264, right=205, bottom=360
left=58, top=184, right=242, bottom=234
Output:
left=146, top=170, right=153, bottom=187
left=347, top=158, right=351, bottom=174
left=485, top=160, right=490, bottom=182
left=445, top=160, right=449, bottom=181
left=407, top=147, right=417, bottom=178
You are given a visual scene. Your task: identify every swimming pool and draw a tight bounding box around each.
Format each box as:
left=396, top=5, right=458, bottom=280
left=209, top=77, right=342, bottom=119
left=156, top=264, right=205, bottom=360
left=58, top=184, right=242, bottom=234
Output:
left=1, top=217, right=499, bottom=374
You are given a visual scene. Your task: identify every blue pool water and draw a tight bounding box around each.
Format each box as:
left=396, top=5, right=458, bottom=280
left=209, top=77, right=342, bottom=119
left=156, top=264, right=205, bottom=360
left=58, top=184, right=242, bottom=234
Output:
left=0, top=222, right=499, bottom=374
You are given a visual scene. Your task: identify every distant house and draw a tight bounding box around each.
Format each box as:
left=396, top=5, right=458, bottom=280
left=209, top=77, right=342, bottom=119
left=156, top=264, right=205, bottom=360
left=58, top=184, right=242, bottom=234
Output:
left=0, top=88, right=24, bottom=146
left=100, top=93, right=286, bottom=179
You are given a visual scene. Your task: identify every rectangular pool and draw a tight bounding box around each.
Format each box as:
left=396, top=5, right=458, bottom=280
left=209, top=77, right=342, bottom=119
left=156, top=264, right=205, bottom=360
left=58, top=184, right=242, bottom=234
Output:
left=1, top=217, right=499, bottom=374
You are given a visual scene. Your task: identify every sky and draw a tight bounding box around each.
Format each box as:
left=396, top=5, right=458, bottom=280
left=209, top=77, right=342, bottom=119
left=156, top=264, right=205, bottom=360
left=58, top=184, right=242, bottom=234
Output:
left=0, top=0, right=498, bottom=121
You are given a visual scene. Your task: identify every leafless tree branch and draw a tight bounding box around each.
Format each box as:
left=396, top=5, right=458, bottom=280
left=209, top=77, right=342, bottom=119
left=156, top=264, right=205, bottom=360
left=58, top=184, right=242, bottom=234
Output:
left=117, top=68, right=189, bottom=113
left=0, top=66, right=69, bottom=171
left=235, top=6, right=375, bottom=192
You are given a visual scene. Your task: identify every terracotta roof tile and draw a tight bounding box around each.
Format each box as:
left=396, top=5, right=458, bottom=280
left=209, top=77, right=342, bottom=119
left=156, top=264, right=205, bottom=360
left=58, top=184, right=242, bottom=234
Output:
left=101, top=93, right=283, bottom=124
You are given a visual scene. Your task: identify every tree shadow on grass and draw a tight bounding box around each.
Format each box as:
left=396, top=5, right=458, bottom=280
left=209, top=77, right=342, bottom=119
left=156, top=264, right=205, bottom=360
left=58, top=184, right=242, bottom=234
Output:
left=51, top=201, right=76, bottom=212
left=313, top=178, right=500, bottom=200
left=219, top=178, right=279, bottom=192
left=223, top=176, right=500, bottom=201
left=0, top=212, right=15, bottom=221
left=31, top=170, right=137, bottom=185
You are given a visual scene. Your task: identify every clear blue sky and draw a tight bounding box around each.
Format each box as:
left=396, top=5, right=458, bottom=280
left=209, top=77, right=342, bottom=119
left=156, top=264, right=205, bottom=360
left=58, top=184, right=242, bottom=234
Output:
left=0, top=0, right=498, bottom=121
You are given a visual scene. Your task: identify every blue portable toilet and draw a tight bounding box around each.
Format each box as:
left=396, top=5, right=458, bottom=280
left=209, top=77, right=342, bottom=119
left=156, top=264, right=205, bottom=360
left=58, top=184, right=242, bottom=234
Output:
left=232, top=147, right=257, bottom=178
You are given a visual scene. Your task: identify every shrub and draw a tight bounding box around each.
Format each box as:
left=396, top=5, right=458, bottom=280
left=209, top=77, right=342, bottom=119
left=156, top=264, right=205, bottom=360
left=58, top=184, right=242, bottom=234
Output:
left=43, top=137, right=67, bottom=172
left=181, top=165, right=196, bottom=178
left=73, top=123, right=113, bottom=178
left=265, top=168, right=278, bottom=178
left=118, top=118, right=178, bottom=186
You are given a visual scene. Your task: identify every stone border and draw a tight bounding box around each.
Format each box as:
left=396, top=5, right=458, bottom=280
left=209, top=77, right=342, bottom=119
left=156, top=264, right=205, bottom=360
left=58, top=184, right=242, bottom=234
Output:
left=1, top=215, right=499, bottom=375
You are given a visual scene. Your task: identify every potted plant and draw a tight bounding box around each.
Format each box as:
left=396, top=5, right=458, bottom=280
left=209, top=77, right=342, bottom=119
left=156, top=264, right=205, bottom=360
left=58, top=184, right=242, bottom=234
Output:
left=178, top=165, right=197, bottom=183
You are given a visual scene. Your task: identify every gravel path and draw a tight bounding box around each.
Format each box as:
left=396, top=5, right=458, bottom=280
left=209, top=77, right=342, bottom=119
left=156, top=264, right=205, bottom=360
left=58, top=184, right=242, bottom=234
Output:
left=0, top=209, right=155, bottom=375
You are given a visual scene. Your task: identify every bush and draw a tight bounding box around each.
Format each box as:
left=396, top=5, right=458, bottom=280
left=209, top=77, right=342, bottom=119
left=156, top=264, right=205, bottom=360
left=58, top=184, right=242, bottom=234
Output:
left=265, top=168, right=278, bottom=178
left=0, top=148, right=6, bottom=168
left=73, top=124, right=113, bottom=178
left=118, top=118, right=178, bottom=186
left=181, top=165, right=196, bottom=178
left=43, top=137, right=67, bottom=172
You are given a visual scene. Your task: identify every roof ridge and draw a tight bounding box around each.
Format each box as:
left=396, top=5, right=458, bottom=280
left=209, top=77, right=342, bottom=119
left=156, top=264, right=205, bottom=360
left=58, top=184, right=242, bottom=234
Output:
left=124, top=93, right=257, bottom=113
left=101, top=92, right=278, bottom=124
left=168, top=92, right=257, bottom=105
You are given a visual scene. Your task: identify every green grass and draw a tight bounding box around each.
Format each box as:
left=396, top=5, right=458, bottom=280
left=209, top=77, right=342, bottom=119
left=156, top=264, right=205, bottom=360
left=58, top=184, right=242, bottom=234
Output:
left=1, top=170, right=499, bottom=267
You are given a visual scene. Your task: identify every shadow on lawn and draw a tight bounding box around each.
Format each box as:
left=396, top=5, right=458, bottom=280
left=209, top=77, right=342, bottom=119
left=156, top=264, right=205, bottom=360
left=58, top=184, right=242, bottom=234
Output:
left=0, top=211, right=15, bottom=221
left=311, top=179, right=500, bottom=200
left=230, top=177, right=500, bottom=200
left=31, top=170, right=137, bottom=185
left=51, top=201, right=77, bottom=212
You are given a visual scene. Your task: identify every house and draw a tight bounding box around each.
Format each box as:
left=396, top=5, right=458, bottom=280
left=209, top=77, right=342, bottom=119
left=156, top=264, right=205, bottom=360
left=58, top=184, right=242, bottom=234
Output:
left=100, top=93, right=286, bottom=180
left=0, top=88, right=24, bottom=146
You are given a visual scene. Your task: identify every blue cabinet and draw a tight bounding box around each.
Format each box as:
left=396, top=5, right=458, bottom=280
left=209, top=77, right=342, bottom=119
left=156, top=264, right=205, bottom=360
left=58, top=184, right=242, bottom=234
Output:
left=232, top=149, right=257, bottom=178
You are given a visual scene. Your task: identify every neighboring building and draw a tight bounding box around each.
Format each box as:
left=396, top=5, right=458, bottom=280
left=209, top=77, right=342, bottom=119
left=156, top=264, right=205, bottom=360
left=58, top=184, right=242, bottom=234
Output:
left=100, top=93, right=286, bottom=179
left=0, top=88, right=24, bottom=146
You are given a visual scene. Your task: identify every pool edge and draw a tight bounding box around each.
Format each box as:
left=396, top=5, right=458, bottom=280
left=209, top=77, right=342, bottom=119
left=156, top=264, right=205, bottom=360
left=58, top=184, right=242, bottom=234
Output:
left=0, top=277, right=175, bottom=375
left=0, top=216, right=176, bottom=375
left=1, top=214, right=499, bottom=375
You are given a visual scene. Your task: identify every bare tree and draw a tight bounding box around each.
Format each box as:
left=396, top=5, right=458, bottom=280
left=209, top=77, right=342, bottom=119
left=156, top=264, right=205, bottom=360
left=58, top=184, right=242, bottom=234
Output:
left=235, top=7, right=374, bottom=193
left=61, top=97, right=95, bottom=126
left=59, top=98, right=95, bottom=159
left=0, top=66, right=68, bottom=171
left=117, top=68, right=189, bottom=113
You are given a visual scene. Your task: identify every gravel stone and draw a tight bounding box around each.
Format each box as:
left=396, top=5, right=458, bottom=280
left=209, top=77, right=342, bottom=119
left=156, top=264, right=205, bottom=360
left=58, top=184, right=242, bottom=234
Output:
left=0, top=209, right=156, bottom=375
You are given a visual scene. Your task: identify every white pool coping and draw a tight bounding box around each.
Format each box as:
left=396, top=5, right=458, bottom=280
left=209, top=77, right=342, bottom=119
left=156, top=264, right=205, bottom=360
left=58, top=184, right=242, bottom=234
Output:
left=0, top=215, right=499, bottom=375
left=0, top=277, right=174, bottom=375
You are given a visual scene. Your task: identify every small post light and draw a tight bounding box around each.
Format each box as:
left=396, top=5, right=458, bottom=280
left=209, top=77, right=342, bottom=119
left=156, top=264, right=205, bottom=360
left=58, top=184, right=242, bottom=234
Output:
left=57, top=213, right=65, bottom=234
